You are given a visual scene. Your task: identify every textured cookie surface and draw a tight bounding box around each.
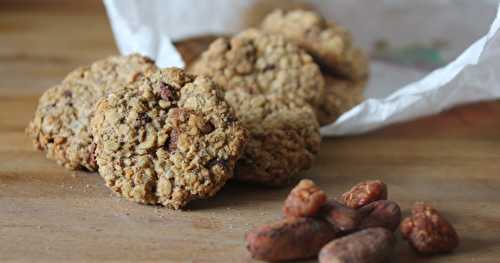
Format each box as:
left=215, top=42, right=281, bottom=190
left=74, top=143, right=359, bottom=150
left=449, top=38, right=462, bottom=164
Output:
left=190, top=28, right=324, bottom=107
left=91, top=68, right=248, bottom=209
left=225, top=89, right=321, bottom=186
left=316, top=75, right=365, bottom=126
left=261, top=9, right=369, bottom=80
left=26, top=54, right=157, bottom=171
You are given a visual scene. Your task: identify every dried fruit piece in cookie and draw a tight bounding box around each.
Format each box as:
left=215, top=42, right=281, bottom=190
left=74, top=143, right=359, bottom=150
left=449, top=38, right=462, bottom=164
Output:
left=90, top=68, right=248, bottom=209
left=341, top=180, right=388, bottom=209
left=283, top=179, right=327, bottom=218
left=261, top=9, right=369, bottom=80
left=225, top=89, right=321, bottom=186
left=315, top=75, right=365, bottom=126
left=400, top=202, right=459, bottom=254
left=190, top=28, right=325, bottom=107
left=26, top=54, right=157, bottom=171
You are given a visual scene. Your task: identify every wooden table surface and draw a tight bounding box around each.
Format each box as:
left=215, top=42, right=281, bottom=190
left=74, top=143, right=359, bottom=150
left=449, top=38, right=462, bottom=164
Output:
left=1, top=2, right=500, bottom=262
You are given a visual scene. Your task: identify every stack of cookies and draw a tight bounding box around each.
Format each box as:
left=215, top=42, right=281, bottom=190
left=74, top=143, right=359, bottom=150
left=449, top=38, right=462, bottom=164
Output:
left=26, top=9, right=368, bottom=209
left=189, top=9, right=369, bottom=184
left=259, top=9, right=369, bottom=125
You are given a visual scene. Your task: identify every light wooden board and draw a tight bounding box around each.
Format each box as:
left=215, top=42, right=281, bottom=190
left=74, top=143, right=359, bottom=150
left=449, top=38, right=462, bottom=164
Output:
left=1, top=1, right=500, bottom=262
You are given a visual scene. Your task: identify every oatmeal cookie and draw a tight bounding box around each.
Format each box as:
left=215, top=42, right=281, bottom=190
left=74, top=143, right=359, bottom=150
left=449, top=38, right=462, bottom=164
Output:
left=189, top=28, right=324, bottom=107
left=225, top=89, right=321, bottom=186
left=261, top=9, right=369, bottom=80
left=26, top=54, right=157, bottom=171
left=90, top=68, right=248, bottom=209
left=316, top=75, right=365, bottom=125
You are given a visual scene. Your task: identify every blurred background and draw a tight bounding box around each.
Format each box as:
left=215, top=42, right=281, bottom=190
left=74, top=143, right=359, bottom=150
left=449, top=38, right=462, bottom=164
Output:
left=1, top=0, right=498, bottom=97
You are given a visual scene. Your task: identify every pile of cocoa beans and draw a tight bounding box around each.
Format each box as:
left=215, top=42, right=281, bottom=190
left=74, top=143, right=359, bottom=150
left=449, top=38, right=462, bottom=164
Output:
left=245, top=179, right=460, bottom=262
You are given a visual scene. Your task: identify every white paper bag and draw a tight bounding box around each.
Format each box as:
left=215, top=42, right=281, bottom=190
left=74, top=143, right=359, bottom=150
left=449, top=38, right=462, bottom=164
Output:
left=103, top=0, right=500, bottom=136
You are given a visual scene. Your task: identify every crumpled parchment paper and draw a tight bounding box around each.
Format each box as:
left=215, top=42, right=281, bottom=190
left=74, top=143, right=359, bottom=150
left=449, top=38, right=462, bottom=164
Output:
left=103, top=0, right=500, bottom=136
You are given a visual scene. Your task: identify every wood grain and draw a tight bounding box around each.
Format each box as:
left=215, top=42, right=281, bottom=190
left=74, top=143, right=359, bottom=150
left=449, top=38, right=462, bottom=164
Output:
left=1, top=1, right=500, bottom=262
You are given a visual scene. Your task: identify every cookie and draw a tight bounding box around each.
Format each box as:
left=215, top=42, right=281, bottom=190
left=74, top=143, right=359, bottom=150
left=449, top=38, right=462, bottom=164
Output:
left=26, top=54, right=157, bottom=171
left=90, top=68, right=248, bottom=209
left=316, top=75, right=365, bottom=126
left=261, top=9, right=369, bottom=80
left=189, top=28, right=325, bottom=107
left=243, top=0, right=315, bottom=28
left=225, top=89, right=321, bottom=186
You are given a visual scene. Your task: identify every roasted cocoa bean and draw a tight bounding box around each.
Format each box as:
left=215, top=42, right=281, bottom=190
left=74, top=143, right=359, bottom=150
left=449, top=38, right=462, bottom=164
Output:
left=341, top=180, right=387, bottom=209
left=283, top=179, right=327, bottom=218
left=400, top=202, right=459, bottom=254
left=245, top=217, right=336, bottom=261
left=320, top=200, right=360, bottom=233
left=319, top=227, right=395, bottom=263
left=358, top=200, right=401, bottom=232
